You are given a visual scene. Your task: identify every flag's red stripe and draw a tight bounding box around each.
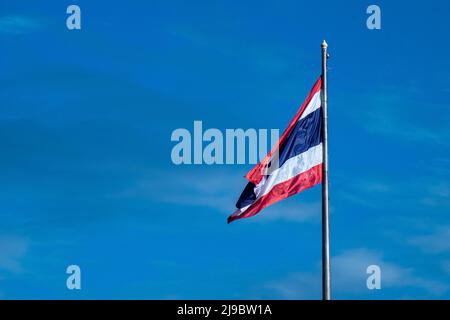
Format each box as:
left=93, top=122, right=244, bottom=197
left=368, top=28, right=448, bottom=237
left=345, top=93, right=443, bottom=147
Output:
left=244, top=77, right=322, bottom=185
left=228, top=163, right=323, bottom=223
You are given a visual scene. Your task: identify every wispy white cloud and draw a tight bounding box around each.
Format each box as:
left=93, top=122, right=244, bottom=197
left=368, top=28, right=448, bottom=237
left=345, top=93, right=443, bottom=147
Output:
left=337, top=172, right=450, bottom=212
left=0, top=15, right=41, bottom=34
left=255, top=201, right=320, bottom=223
left=331, top=249, right=447, bottom=296
left=409, top=226, right=450, bottom=254
left=167, top=26, right=302, bottom=75
left=341, top=89, right=450, bottom=145
left=336, top=176, right=397, bottom=208
left=0, top=235, right=28, bottom=274
left=265, top=271, right=321, bottom=299
left=265, top=248, right=448, bottom=299
left=115, top=169, right=240, bottom=212
left=441, top=260, right=450, bottom=275
left=420, top=182, right=450, bottom=208
left=114, top=168, right=320, bottom=223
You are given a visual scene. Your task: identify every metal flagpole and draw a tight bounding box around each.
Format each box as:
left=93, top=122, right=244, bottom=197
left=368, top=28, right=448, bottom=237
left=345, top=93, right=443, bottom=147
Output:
left=321, top=40, right=331, bottom=300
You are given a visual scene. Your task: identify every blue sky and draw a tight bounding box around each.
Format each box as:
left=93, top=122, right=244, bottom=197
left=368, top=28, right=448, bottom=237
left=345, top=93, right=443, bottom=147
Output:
left=0, top=0, right=449, bottom=299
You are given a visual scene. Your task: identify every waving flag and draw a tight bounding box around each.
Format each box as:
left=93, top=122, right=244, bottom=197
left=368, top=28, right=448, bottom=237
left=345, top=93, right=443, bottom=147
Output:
left=228, top=77, right=323, bottom=223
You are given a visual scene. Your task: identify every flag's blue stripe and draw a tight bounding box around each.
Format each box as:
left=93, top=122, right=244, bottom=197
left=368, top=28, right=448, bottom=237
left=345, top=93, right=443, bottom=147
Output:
left=235, top=107, right=322, bottom=210
left=277, top=107, right=322, bottom=168
left=235, top=182, right=256, bottom=209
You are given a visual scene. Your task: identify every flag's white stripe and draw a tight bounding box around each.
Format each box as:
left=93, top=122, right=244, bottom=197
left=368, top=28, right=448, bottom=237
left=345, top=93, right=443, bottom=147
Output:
left=299, top=90, right=321, bottom=120
left=230, top=204, right=251, bottom=218
left=254, top=143, right=323, bottom=199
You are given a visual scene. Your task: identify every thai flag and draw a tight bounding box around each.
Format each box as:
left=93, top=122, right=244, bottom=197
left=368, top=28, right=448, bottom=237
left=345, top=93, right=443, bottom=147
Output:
left=228, top=77, right=323, bottom=223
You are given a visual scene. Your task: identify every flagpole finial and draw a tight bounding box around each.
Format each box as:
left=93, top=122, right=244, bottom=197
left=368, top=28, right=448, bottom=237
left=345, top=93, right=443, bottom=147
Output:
left=322, top=40, right=328, bottom=49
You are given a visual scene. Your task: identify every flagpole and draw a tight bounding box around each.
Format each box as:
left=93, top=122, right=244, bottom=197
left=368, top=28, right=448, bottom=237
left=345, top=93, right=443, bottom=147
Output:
left=321, top=40, right=331, bottom=300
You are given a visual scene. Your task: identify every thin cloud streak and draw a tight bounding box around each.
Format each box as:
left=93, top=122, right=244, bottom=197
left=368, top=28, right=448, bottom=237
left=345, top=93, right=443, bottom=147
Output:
left=114, top=168, right=321, bottom=223
left=0, top=15, right=41, bottom=34
left=0, top=235, right=28, bottom=274
left=264, top=248, right=448, bottom=299
left=409, top=226, right=450, bottom=254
